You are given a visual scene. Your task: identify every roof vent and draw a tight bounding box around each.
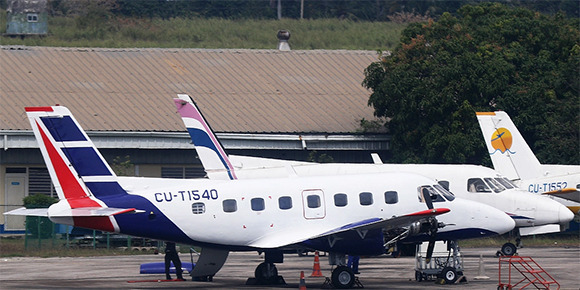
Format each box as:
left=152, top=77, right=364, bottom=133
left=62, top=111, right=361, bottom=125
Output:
left=277, top=30, right=291, bottom=51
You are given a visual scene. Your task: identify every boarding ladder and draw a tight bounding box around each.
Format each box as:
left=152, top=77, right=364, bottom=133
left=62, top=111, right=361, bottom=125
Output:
left=498, top=256, right=559, bottom=290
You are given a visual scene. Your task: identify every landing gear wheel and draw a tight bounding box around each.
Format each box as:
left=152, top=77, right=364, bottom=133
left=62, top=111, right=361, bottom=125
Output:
left=254, top=262, right=278, bottom=283
left=441, top=267, right=458, bottom=284
left=501, top=242, right=517, bottom=256
left=415, top=270, right=423, bottom=282
left=331, top=266, right=355, bottom=289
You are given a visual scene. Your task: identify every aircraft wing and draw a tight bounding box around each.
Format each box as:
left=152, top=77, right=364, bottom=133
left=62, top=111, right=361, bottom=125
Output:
left=248, top=208, right=449, bottom=249
left=543, top=188, right=580, bottom=203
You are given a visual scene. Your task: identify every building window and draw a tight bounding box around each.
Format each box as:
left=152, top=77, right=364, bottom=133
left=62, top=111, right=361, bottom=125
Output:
left=359, top=192, right=373, bottom=206
left=334, top=193, right=348, bottom=207
left=384, top=191, right=398, bottom=204
left=278, top=196, right=292, bottom=210
left=307, top=195, right=321, bottom=208
left=29, top=167, right=55, bottom=198
left=162, top=167, right=205, bottom=179
left=191, top=202, right=205, bottom=214
left=27, top=14, right=38, bottom=22
left=251, top=198, right=265, bottom=211
left=222, top=199, right=237, bottom=213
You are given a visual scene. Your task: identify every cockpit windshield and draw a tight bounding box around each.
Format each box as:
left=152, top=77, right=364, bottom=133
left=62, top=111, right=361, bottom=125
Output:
left=484, top=177, right=506, bottom=193
left=467, top=178, right=492, bottom=193
left=434, top=184, right=455, bottom=201
left=496, top=178, right=515, bottom=189
left=418, top=186, right=446, bottom=204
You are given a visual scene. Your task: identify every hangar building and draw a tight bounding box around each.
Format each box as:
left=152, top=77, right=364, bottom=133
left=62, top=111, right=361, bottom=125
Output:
left=0, top=46, right=390, bottom=233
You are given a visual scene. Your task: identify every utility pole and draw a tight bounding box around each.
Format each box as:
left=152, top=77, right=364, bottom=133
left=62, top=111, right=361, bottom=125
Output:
left=300, top=0, right=304, bottom=19
left=277, top=0, right=282, bottom=20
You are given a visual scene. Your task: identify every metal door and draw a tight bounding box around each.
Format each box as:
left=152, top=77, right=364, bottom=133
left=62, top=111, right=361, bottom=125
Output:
left=301, top=189, right=326, bottom=219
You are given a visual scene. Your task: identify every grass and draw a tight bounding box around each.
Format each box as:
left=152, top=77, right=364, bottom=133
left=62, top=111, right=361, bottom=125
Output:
left=0, top=11, right=406, bottom=50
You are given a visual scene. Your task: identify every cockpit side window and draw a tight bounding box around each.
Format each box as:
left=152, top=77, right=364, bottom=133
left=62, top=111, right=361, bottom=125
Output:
left=484, top=178, right=505, bottom=193
left=467, top=178, right=491, bottom=193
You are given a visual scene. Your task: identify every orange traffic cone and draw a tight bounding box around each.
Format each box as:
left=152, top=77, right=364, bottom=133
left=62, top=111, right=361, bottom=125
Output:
left=299, top=271, right=307, bottom=290
left=310, top=251, right=324, bottom=277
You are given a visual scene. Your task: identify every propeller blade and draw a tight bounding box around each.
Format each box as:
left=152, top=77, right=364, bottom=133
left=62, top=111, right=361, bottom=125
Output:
left=421, top=188, right=434, bottom=210
left=425, top=239, right=435, bottom=264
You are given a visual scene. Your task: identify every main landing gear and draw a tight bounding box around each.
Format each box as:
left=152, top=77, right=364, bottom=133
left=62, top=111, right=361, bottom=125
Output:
left=497, top=238, right=520, bottom=257
left=323, top=253, right=363, bottom=289
left=246, top=251, right=286, bottom=285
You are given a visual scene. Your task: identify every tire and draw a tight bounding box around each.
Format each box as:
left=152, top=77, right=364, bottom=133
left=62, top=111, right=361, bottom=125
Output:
left=331, top=266, right=355, bottom=289
left=441, top=267, right=458, bottom=284
left=254, top=262, right=278, bottom=283
left=501, top=243, right=517, bottom=256
left=415, top=270, right=423, bottom=282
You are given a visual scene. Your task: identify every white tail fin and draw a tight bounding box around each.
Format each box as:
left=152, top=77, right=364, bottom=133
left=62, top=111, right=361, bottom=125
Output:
left=173, top=94, right=237, bottom=180
left=476, top=111, right=542, bottom=180
left=24, top=106, right=135, bottom=231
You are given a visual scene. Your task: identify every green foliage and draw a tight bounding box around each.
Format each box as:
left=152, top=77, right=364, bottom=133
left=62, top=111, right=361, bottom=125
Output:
left=111, top=155, right=133, bottom=176
left=23, top=194, right=57, bottom=209
left=307, top=151, right=335, bottom=163
left=23, top=194, right=57, bottom=239
left=363, top=3, right=579, bottom=164
left=0, top=12, right=406, bottom=50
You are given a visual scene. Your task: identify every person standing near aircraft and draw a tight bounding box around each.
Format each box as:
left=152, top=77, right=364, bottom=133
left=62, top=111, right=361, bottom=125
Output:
left=165, top=242, right=184, bottom=280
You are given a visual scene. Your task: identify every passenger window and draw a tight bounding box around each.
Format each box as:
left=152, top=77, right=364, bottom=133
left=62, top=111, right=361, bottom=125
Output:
left=278, top=196, right=292, bottom=210
left=191, top=202, right=205, bottom=214
left=359, top=192, right=373, bottom=206
left=307, top=195, right=321, bottom=208
left=384, top=191, right=398, bottom=204
left=251, top=198, right=265, bottom=211
left=334, top=193, right=348, bottom=207
left=467, top=178, right=491, bottom=193
left=222, top=199, right=237, bottom=213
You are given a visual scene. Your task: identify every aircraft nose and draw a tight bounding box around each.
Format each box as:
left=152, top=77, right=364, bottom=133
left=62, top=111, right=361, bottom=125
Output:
left=533, top=197, right=574, bottom=225
left=493, top=207, right=517, bottom=234
left=558, top=204, right=574, bottom=224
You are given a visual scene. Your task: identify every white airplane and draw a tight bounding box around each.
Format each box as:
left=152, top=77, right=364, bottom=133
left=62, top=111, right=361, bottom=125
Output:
left=5, top=105, right=514, bottom=289
left=174, top=94, right=573, bottom=257
left=476, top=111, right=580, bottom=215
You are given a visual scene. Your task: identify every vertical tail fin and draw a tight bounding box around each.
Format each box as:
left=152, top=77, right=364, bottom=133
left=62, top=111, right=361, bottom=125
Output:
left=26, top=106, right=127, bottom=205
left=173, top=94, right=237, bottom=180
left=475, top=111, right=542, bottom=180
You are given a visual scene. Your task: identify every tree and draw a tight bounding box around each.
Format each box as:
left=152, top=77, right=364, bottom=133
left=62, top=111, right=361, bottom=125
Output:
left=363, top=3, right=579, bottom=165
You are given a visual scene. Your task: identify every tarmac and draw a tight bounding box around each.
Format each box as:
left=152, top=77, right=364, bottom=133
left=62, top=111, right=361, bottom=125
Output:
left=1, top=246, right=579, bottom=289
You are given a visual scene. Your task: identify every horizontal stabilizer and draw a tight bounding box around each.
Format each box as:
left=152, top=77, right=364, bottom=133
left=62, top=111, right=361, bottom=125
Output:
left=3, top=207, right=48, bottom=217
left=3, top=207, right=143, bottom=217
left=52, top=207, right=143, bottom=217
left=543, top=188, right=580, bottom=203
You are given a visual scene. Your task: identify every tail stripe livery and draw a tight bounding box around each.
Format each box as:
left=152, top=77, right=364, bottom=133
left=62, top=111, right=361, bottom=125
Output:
left=174, top=94, right=237, bottom=180
left=25, top=106, right=196, bottom=243
left=34, top=119, right=102, bottom=208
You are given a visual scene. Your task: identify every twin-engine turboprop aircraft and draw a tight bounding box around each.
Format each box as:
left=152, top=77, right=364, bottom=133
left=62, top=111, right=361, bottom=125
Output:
left=174, top=94, right=572, bottom=258
left=476, top=111, right=580, bottom=215
left=5, top=104, right=514, bottom=288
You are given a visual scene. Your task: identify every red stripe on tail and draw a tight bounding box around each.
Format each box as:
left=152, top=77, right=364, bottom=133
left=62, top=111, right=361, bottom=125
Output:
left=37, top=120, right=100, bottom=209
